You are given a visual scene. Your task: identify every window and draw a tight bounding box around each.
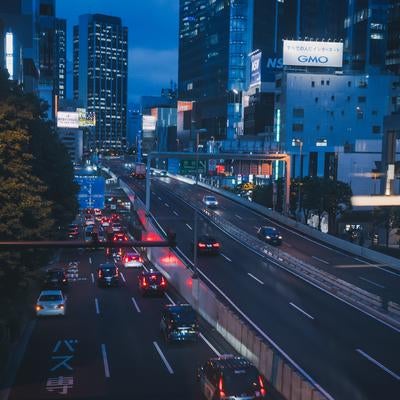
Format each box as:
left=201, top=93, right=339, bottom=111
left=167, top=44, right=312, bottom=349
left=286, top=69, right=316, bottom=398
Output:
left=356, top=107, right=364, bottom=119
left=348, top=81, right=351, bottom=87
left=293, top=108, right=304, bottom=118
left=327, top=81, right=330, bottom=86
left=372, top=125, right=381, bottom=134
left=321, top=80, right=325, bottom=85
left=372, top=110, right=378, bottom=116
left=331, top=95, right=335, bottom=101
left=292, top=123, right=303, bottom=132
left=358, top=96, right=366, bottom=103
left=347, top=96, right=351, bottom=102
left=311, top=81, right=315, bottom=87
left=315, top=97, right=319, bottom=103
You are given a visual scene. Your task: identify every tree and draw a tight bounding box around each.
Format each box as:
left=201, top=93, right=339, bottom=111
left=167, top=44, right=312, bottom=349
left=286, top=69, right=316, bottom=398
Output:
left=301, top=177, right=352, bottom=233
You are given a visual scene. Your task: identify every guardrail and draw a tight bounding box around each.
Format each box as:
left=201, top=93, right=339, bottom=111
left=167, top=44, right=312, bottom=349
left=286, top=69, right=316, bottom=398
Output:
left=115, top=174, right=332, bottom=400
left=165, top=182, right=400, bottom=330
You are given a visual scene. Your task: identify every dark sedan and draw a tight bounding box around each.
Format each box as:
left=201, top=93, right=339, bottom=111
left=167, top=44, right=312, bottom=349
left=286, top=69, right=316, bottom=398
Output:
left=257, top=226, right=282, bottom=246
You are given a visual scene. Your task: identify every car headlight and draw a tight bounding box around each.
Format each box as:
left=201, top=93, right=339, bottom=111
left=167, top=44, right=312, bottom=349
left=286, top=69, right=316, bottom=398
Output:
left=266, top=236, right=271, bottom=239
left=278, top=236, right=282, bottom=239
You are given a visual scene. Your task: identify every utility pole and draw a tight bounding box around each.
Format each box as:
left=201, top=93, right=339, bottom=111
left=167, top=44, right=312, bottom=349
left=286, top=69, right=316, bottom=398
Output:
left=193, top=131, right=199, bottom=279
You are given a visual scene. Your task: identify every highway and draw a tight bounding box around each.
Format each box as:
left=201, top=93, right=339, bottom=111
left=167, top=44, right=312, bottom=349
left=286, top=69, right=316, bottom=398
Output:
left=6, top=242, right=244, bottom=399
left=106, top=160, right=400, bottom=400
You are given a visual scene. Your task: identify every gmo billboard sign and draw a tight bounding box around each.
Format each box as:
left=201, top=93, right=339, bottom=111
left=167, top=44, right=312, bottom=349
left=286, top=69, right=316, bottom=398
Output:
left=283, top=40, right=343, bottom=68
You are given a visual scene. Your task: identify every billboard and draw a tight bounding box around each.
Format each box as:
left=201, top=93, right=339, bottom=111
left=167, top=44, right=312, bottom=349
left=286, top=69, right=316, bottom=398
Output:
left=77, top=108, right=96, bottom=127
left=142, top=115, right=156, bottom=131
left=177, top=101, right=193, bottom=112
left=250, top=51, right=262, bottom=86
left=283, top=40, right=343, bottom=68
left=57, top=111, right=79, bottom=128
left=75, top=175, right=105, bottom=209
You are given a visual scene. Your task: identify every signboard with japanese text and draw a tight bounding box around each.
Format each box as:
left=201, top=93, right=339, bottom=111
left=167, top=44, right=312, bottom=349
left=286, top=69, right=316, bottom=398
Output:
left=283, top=40, right=343, bottom=68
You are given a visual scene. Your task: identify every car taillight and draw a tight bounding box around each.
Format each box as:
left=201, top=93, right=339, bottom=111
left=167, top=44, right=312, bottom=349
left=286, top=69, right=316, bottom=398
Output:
left=198, top=243, right=206, bottom=248
left=219, top=377, right=225, bottom=399
left=124, top=236, right=128, bottom=241
left=212, top=243, right=220, bottom=248
left=115, top=268, right=119, bottom=276
left=259, top=375, right=266, bottom=396
left=151, top=275, right=156, bottom=280
left=35, top=305, right=43, bottom=311
left=124, top=257, right=129, bottom=263
left=113, top=237, right=117, bottom=242
left=161, top=277, right=166, bottom=286
left=98, top=271, right=102, bottom=278
left=139, top=257, right=143, bottom=262
left=142, top=277, right=148, bottom=287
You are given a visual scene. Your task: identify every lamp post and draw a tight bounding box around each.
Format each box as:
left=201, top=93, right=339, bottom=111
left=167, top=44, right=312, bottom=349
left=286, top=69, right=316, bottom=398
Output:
left=193, top=131, right=200, bottom=279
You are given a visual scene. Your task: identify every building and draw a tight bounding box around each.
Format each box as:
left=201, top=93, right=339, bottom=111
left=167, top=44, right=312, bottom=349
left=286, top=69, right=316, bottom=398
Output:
left=386, top=1, right=400, bottom=74
left=178, top=0, right=250, bottom=146
left=73, top=14, right=128, bottom=151
left=275, top=71, right=399, bottom=194
left=54, top=18, right=66, bottom=99
left=344, top=0, right=391, bottom=73
left=0, top=0, right=40, bottom=92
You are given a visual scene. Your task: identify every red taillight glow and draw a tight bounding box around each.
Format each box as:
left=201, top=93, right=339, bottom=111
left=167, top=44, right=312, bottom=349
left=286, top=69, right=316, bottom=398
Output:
left=139, top=257, right=143, bottom=262
left=161, top=277, right=166, bottom=286
left=259, top=375, right=266, bottom=396
left=212, top=243, right=220, bottom=248
left=113, top=237, right=117, bottom=242
left=198, top=243, right=206, bottom=248
left=219, top=377, right=225, bottom=399
left=124, top=257, right=129, bottom=263
left=142, top=277, right=148, bottom=287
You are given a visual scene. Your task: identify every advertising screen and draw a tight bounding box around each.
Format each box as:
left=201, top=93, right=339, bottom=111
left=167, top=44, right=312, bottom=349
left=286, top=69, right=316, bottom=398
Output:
left=283, top=40, right=343, bottom=68
left=57, top=112, right=79, bottom=128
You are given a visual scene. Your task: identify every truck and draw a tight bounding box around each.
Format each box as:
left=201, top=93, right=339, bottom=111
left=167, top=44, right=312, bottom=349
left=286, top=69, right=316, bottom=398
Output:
left=131, top=162, right=146, bottom=179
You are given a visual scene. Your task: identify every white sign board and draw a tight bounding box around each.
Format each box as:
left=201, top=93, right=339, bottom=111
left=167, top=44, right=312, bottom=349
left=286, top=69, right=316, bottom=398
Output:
left=57, top=112, right=79, bottom=128
left=283, top=40, right=343, bottom=68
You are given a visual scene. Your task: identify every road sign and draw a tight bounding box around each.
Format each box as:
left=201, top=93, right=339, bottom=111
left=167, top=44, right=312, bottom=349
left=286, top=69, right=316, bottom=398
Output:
left=179, top=159, right=206, bottom=175
left=75, top=175, right=105, bottom=209
left=168, top=158, right=180, bottom=174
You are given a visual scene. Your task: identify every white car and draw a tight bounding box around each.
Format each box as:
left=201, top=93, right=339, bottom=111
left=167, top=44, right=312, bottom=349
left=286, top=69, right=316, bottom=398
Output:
left=36, top=290, right=66, bottom=317
left=202, top=195, right=218, bottom=208
left=121, top=249, right=144, bottom=268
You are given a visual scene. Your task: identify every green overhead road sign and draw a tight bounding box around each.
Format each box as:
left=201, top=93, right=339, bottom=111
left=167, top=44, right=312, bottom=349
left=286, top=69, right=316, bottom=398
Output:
left=180, top=159, right=206, bottom=175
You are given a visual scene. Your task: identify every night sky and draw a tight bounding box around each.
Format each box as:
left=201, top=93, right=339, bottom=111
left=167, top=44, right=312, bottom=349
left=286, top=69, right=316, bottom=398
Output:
left=57, top=0, right=179, bottom=103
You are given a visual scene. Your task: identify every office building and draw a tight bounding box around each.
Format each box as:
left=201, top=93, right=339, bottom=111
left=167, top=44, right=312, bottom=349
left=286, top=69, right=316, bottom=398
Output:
left=54, top=18, right=66, bottom=99
left=73, top=14, right=128, bottom=151
left=386, top=1, right=400, bottom=74
left=344, top=0, right=391, bottom=73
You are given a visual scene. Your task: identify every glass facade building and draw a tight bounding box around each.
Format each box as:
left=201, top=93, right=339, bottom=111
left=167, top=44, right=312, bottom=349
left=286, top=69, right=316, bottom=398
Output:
left=73, top=14, right=128, bottom=151
left=54, top=18, right=66, bottom=99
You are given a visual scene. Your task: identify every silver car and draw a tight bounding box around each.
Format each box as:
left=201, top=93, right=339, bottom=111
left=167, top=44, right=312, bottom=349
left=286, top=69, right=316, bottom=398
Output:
left=36, top=290, right=67, bottom=317
left=202, top=195, right=218, bottom=208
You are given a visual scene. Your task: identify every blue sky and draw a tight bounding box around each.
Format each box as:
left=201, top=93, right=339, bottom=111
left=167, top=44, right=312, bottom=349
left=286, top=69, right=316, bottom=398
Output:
left=57, top=0, right=179, bottom=103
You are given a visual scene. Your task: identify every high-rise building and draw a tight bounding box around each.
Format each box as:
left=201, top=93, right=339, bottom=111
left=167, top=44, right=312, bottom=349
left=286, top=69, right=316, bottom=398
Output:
left=54, top=18, right=66, bottom=99
left=386, top=1, right=400, bottom=74
left=73, top=14, right=128, bottom=151
left=344, top=0, right=391, bottom=73
left=178, top=0, right=250, bottom=144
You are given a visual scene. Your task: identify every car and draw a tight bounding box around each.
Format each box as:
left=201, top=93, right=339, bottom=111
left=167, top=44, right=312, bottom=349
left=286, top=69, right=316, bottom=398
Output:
left=194, top=235, right=221, bottom=255
left=68, top=223, right=79, bottom=231
left=257, top=226, right=282, bottom=246
left=43, top=268, right=68, bottom=289
left=160, top=170, right=168, bottom=177
left=84, top=225, right=94, bottom=243
left=96, top=263, right=120, bottom=287
left=160, top=304, right=198, bottom=343
left=110, top=213, right=120, bottom=222
left=197, top=355, right=267, bottom=400
left=67, top=227, right=79, bottom=239
left=101, top=217, right=111, bottom=227
left=113, top=231, right=129, bottom=242
left=122, top=249, right=143, bottom=268
left=84, top=215, right=95, bottom=226
left=202, top=195, right=218, bottom=208
left=138, top=269, right=167, bottom=295
left=112, top=222, right=123, bottom=232
left=35, top=290, right=67, bottom=317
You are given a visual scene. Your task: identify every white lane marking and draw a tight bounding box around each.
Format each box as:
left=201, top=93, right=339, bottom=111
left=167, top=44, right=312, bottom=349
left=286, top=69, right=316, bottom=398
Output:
left=235, top=214, right=243, bottom=220
left=152, top=191, right=156, bottom=195
left=158, top=196, right=162, bottom=201
left=91, top=273, right=94, bottom=284
left=164, top=203, right=170, bottom=208
left=89, top=257, right=92, bottom=264
left=354, top=257, right=366, bottom=264
left=131, top=297, right=141, bottom=313
left=312, top=256, right=329, bottom=265
left=376, top=266, right=400, bottom=278
left=142, top=264, right=149, bottom=272
left=120, top=272, right=126, bottom=283
left=153, top=341, right=174, bottom=374
left=220, top=253, right=232, bottom=262
left=95, top=298, right=100, bottom=315
left=185, top=224, right=193, bottom=230
left=356, top=349, right=400, bottom=381
left=101, top=344, right=110, bottom=378
left=254, top=226, right=259, bottom=230
left=289, top=302, right=315, bottom=320
left=165, top=293, right=175, bottom=305
left=199, top=333, right=221, bottom=357
left=173, top=210, right=179, bottom=216
left=247, top=273, right=264, bottom=285
left=359, top=276, right=385, bottom=289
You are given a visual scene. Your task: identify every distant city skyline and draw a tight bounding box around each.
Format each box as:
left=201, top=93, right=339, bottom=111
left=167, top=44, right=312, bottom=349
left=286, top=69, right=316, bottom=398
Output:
left=57, top=0, right=178, bottom=103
